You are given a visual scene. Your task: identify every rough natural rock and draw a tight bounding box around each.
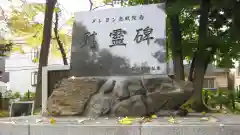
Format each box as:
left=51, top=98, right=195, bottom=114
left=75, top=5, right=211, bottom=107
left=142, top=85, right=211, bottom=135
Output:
left=111, top=95, right=147, bottom=117
left=47, top=78, right=102, bottom=116
left=141, top=76, right=173, bottom=92
left=84, top=93, right=113, bottom=118
left=109, top=80, right=194, bottom=116
left=46, top=76, right=194, bottom=117
left=146, top=80, right=194, bottom=116
left=112, top=79, right=130, bottom=100
left=148, top=81, right=193, bottom=109
left=99, top=79, right=115, bottom=94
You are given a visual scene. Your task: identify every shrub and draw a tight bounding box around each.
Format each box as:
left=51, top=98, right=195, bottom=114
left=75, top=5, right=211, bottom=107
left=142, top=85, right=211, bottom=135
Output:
left=0, top=111, right=9, bottom=117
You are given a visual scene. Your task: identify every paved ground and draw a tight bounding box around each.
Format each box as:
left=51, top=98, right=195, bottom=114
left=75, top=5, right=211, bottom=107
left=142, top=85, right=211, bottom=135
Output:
left=0, top=114, right=240, bottom=135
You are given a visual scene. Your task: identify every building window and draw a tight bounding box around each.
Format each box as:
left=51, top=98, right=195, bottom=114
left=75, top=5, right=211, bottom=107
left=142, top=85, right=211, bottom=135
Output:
left=31, top=72, right=38, bottom=86
left=203, top=78, right=215, bottom=88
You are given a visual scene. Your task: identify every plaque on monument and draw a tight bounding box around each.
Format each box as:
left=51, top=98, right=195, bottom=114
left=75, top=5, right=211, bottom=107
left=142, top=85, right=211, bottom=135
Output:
left=70, top=4, right=167, bottom=77
left=10, top=101, right=34, bottom=117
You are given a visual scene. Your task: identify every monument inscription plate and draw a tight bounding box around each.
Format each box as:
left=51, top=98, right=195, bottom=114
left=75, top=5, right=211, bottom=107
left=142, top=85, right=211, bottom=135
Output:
left=70, top=4, right=167, bottom=77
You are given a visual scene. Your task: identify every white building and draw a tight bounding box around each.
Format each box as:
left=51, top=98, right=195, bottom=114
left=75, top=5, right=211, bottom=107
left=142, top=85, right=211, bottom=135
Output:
left=5, top=46, right=65, bottom=94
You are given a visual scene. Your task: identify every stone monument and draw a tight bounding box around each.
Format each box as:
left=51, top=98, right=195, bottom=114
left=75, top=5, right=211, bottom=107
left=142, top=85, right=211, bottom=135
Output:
left=46, top=3, right=194, bottom=117
left=2, top=4, right=240, bottom=135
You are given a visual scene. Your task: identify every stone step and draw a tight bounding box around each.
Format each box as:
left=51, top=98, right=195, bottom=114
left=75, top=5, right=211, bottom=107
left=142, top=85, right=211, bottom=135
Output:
left=0, top=115, right=240, bottom=135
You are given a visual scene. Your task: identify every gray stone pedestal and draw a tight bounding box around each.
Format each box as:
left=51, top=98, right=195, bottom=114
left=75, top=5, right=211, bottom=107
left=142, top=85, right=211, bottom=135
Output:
left=0, top=114, right=240, bottom=135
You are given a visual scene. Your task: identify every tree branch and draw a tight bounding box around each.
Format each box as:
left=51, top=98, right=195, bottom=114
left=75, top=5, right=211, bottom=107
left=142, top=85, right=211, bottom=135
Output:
left=89, top=0, right=94, bottom=11
left=54, top=9, right=68, bottom=65
left=92, top=3, right=114, bottom=10
left=169, top=14, right=185, bottom=81
left=89, top=0, right=114, bottom=11
left=189, top=0, right=211, bottom=81
left=0, top=6, right=7, bottom=22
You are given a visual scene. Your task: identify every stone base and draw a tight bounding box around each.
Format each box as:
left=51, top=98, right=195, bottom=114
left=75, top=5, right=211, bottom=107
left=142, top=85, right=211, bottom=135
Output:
left=0, top=114, right=240, bottom=135
left=47, top=77, right=194, bottom=117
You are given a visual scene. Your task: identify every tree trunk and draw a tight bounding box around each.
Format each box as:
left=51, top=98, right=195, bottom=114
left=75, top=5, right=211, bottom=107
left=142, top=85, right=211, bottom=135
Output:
left=227, top=69, right=236, bottom=109
left=34, top=0, right=57, bottom=110
left=198, top=0, right=210, bottom=46
left=191, top=46, right=217, bottom=112
left=54, top=11, right=68, bottom=65
left=232, top=0, right=240, bottom=40
left=191, top=56, right=208, bottom=112
left=169, top=14, right=184, bottom=81
left=188, top=53, right=196, bottom=81
left=227, top=70, right=234, bottom=90
left=191, top=0, right=211, bottom=112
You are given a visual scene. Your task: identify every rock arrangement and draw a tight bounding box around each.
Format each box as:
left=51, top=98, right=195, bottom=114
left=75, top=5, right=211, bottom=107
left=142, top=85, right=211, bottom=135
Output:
left=46, top=76, right=194, bottom=117
left=47, top=78, right=103, bottom=116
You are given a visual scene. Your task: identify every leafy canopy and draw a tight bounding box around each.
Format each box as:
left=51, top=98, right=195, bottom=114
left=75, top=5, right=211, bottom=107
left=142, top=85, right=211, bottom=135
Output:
left=6, top=1, right=73, bottom=57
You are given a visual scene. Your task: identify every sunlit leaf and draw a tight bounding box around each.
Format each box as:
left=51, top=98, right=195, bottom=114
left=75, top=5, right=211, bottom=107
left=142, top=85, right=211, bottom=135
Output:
left=32, top=57, right=39, bottom=63
left=66, top=17, right=74, bottom=26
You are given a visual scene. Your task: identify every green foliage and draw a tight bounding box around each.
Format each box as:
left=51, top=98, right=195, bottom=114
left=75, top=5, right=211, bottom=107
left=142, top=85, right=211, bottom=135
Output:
left=13, top=92, right=21, bottom=99
left=32, top=57, right=39, bottom=63
left=0, top=42, right=13, bottom=56
left=3, top=90, right=35, bottom=101
left=20, top=91, right=35, bottom=101
left=9, top=9, right=43, bottom=37
left=181, top=88, right=240, bottom=113
left=0, top=111, right=9, bottom=117
left=66, top=17, right=74, bottom=26
left=203, top=89, right=240, bottom=113
left=7, top=2, right=72, bottom=57
left=167, top=0, right=199, bottom=15
left=54, top=6, right=61, bottom=13
left=4, top=90, right=16, bottom=99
